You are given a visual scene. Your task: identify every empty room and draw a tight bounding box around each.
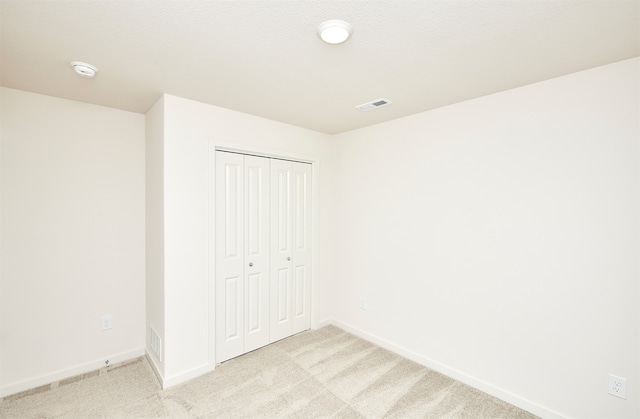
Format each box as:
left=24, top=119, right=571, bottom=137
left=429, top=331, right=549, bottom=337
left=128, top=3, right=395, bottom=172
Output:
left=1, top=1, right=639, bottom=418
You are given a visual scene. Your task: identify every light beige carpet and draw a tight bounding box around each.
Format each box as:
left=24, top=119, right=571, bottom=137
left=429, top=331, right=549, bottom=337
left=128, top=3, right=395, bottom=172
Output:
left=0, top=326, right=538, bottom=418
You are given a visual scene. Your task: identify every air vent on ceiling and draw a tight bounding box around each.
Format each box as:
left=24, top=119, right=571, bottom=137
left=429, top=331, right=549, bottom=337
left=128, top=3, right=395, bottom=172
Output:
left=356, top=98, right=392, bottom=111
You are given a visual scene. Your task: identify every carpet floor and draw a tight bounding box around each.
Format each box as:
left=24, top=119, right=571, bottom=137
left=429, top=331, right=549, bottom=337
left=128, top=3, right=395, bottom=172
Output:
left=0, top=325, right=538, bottom=418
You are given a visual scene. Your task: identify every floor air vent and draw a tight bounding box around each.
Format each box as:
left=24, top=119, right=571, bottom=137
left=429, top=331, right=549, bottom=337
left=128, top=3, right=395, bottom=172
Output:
left=150, top=327, right=162, bottom=362
left=356, top=98, right=392, bottom=111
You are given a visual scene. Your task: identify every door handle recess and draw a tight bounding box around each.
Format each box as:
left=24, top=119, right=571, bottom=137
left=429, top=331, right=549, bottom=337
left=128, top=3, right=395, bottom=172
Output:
left=287, top=257, right=291, bottom=261
left=249, top=262, right=253, bottom=267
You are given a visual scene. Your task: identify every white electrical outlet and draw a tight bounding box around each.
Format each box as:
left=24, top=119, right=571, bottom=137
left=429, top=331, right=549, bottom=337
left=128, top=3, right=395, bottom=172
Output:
left=101, top=314, right=112, bottom=331
left=359, top=297, right=367, bottom=310
left=608, top=374, right=627, bottom=399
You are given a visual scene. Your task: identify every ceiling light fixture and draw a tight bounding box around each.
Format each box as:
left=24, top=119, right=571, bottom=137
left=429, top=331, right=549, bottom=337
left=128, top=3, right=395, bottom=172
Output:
left=70, top=61, right=98, bottom=78
left=317, top=20, right=352, bottom=44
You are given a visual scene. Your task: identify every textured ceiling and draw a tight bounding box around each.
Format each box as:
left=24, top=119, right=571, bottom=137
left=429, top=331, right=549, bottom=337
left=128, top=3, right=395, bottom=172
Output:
left=1, top=1, right=638, bottom=134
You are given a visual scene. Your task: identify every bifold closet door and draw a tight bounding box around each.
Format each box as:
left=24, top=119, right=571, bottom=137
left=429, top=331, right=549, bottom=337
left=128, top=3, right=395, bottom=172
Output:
left=215, top=152, right=270, bottom=363
left=270, top=160, right=312, bottom=342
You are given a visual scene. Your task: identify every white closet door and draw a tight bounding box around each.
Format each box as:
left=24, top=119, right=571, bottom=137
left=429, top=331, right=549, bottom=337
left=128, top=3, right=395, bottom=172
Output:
left=216, top=152, right=245, bottom=362
left=270, top=159, right=293, bottom=342
left=291, top=162, right=312, bottom=334
left=270, top=160, right=312, bottom=342
left=217, top=152, right=311, bottom=360
left=243, top=155, right=270, bottom=353
left=217, top=152, right=271, bottom=362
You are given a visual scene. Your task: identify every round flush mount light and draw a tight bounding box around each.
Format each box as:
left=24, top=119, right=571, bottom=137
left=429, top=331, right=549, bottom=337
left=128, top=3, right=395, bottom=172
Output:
left=317, top=20, right=352, bottom=44
left=70, top=61, right=98, bottom=78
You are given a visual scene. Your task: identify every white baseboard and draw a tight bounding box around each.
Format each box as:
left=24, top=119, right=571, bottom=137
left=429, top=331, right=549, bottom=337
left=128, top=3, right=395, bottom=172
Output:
left=161, top=363, right=213, bottom=389
left=315, top=318, right=333, bottom=329
left=0, top=347, right=145, bottom=398
left=143, top=346, right=213, bottom=390
left=144, top=347, right=164, bottom=387
left=329, top=319, right=568, bottom=419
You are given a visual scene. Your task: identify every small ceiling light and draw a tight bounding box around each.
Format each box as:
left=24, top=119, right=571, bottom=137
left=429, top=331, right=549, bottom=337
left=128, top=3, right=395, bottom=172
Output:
left=70, top=61, right=97, bottom=78
left=317, top=20, right=352, bottom=44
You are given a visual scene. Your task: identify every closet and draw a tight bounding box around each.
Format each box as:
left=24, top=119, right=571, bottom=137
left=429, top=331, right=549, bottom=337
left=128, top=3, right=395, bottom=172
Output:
left=215, top=151, right=311, bottom=363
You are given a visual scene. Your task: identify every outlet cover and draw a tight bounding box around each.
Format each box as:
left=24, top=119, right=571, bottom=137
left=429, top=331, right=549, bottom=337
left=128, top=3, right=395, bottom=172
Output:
left=359, top=297, right=367, bottom=310
left=101, top=314, right=112, bottom=331
left=608, top=374, right=627, bottom=399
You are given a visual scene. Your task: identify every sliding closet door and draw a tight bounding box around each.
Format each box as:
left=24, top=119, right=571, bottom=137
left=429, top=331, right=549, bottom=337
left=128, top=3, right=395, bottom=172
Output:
left=270, top=160, right=312, bottom=342
left=216, top=152, right=270, bottom=362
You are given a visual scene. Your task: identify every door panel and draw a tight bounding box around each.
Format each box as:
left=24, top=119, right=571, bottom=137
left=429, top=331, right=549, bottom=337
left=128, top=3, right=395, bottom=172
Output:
left=294, top=171, right=306, bottom=250
left=216, top=152, right=244, bottom=362
left=277, top=268, right=289, bottom=322
left=247, top=273, right=260, bottom=332
left=294, top=266, right=305, bottom=317
left=291, top=162, right=312, bottom=334
left=276, top=168, right=291, bottom=252
left=225, top=276, right=240, bottom=338
left=224, top=165, right=241, bottom=258
left=243, top=155, right=270, bottom=353
left=270, top=160, right=293, bottom=342
left=247, top=166, right=262, bottom=255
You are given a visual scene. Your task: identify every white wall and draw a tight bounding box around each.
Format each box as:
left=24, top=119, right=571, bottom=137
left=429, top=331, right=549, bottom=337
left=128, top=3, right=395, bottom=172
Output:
left=149, top=94, right=333, bottom=387
left=0, top=88, right=146, bottom=396
left=330, top=58, right=639, bottom=418
left=145, top=96, right=165, bottom=377
left=2, top=57, right=636, bottom=418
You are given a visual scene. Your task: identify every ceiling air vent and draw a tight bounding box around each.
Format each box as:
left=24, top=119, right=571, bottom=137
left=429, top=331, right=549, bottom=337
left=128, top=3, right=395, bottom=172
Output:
left=356, top=98, right=392, bottom=111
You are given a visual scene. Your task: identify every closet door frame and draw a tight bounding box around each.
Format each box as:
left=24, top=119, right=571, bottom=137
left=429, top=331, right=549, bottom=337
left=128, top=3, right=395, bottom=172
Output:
left=210, top=144, right=318, bottom=366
